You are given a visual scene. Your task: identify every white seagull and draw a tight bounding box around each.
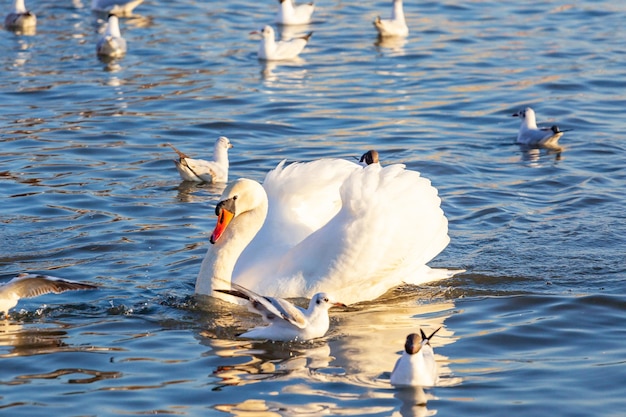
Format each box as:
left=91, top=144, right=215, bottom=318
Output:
left=512, top=107, right=568, bottom=149
left=275, top=0, right=315, bottom=26
left=0, top=273, right=98, bottom=316
left=195, top=157, right=452, bottom=305
left=91, top=0, right=143, bottom=17
left=96, top=14, right=127, bottom=58
left=390, top=327, right=441, bottom=387
left=374, top=0, right=409, bottom=38
left=167, top=136, right=233, bottom=183
left=4, top=0, right=36, bottom=31
left=215, top=282, right=345, bottom=342
left=252, top=25, right=312, bottom=61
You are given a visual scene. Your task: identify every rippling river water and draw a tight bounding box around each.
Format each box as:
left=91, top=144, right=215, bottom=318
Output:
left=1, top=1, right=625, bottom=416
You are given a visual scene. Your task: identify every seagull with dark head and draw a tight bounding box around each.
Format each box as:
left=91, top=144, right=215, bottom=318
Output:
left=512, top=107, right=569, bottom=150
left=390, top=327, right=441, bottom=387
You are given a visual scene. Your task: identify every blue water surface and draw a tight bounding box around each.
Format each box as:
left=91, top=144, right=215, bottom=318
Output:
left=1, top=0, right=625, bottom=416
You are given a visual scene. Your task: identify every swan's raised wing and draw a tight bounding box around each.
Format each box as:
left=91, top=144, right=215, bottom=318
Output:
left=267, top=163, right=450, bottom=303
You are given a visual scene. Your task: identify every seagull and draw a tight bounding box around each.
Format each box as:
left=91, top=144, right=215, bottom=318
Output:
left=0, top=273, right=98, bottom=316
left=359, top=150, right=380, bottom=166
left=390, top=327, right=441, bottom=387
left=167, top=136, right=233, bottom=183
left=4, top=0, right=36, bottom=31
left=214, top=282, right=345, bottom=342
left=96, top=14, right=127, bottom=58
left=91, top=0, right=143, bottom=17
left=275, top=0, right=315, bottom=26
left=512, top=107, right=569, bottom=149
left=374, top=0, right=409, bottom=38
left=252, top=25, right=313, bottom=61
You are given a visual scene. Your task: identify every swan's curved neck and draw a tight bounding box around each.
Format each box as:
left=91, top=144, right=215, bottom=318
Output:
left=195, top=199, right=268, bottom=296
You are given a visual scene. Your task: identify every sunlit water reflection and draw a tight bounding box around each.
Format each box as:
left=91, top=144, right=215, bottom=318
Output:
left=1, top=0, right=626, bottom=415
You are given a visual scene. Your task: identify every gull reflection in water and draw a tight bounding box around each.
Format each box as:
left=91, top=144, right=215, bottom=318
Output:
left=173, top=180, right=227, bottom=203
left=519, top=144, right=563, bottom=166
left=375, top=35, right=408, bottom=54
left=259, top=58, right=308, bottom=84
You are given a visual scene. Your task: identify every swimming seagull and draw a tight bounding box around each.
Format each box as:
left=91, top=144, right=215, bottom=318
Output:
left=0, top=273, right=98, bottom=316
left=374, top=0, right=409, bottom=38
left=4, top=0, right=36, bottom=32
left=252, top=25, right=313, bottom=61
left=275, top=0, right=315, bottom=26
left=214, top=282, right=346, bottom=342
left=167, top=136, right=233, bottom=183
left=359, top=150, right=380, bottom=166
left=91, top=0, right=143, bottom=17
left=512, top=107, right=569, bottom=149
left=96, top=14, right=127, bottom=58
left=390, top=327, right=441, bottom=387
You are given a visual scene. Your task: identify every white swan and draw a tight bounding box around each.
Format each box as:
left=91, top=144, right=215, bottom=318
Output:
left=195, top=158, right=451, bottom=305
left=374, top=0, right=409, bottom=38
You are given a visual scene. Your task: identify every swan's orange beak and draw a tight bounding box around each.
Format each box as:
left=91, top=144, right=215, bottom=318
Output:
left=210, top=208, right=234, bottom=244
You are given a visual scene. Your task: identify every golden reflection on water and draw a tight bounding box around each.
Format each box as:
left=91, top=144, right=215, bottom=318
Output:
left=198, top=289, right=461, bottom=414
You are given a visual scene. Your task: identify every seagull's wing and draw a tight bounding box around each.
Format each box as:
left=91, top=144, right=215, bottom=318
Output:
left=1, top=274, right=97, bottom=299
left=274, top=36, right=310, bottom=60
left=182, top=158, right=220, bottom=182
left=217, top=283, right=307, bottom=328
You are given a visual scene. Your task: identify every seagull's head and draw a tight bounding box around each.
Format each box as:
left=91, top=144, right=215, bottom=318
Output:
left=250, top=25, right=274, bottom=40
left=216, top=136, right=233, bottom=150
left=311, top=293, right=346, bottom=310
left=512, top=106, right=535, bottom=120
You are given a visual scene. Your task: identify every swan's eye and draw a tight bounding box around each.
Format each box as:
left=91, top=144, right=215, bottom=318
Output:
left=323, top=297, right=329, bottom=303
left=233, top=195, right=238, bottom=200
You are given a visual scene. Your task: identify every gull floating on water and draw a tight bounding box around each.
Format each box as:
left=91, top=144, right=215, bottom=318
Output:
left=4, top=0, right=36, bottom=32
left=96, top=14, right=127, bottom=58
left=195, top=157, right=452, bottom=305
left=374, top=0, right=409, bottom=38
left=0, top=273, right=98, bottom=316
left=215, top=282, right=345, bottom=342
left=252, top=25, right=312, bottom=61
left=91, top=0, right=143, bottom=17
left=390, top=327, right=441, bottom=387
left=359, top=149, right=380, bottom=166
left=512, top=107, right=569, bottom=150
left=168, top=136, right=233, bottom=183
left=275, top=0, right=315, bottom=26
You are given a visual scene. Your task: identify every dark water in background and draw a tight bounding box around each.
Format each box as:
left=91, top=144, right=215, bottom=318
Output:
left=1, top=0, right=625, bottom=416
